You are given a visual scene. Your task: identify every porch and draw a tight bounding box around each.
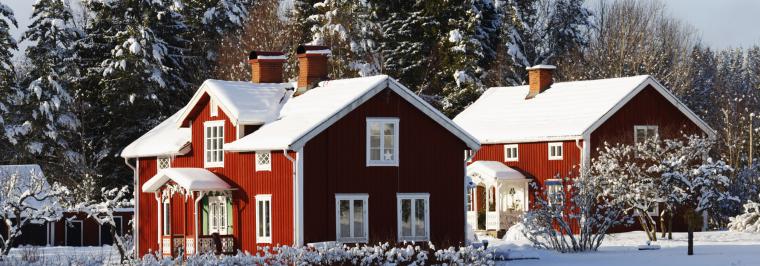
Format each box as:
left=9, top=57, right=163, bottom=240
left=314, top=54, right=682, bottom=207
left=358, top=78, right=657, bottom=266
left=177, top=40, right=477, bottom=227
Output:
left=467, top=161, right=530, bottom=234
left=143, top=168, right=237, bottom=257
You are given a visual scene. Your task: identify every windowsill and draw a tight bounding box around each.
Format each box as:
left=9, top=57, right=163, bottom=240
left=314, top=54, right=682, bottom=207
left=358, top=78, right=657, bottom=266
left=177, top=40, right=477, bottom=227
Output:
left=367, top=161, right=399, bottom=167
left=398, top=237, right=429, bottom=242
left=256, top=238, right=272, bottom=244
left=255, top=168, right=271, bottom=172
left=548, top=157, right=563, bottom=161
left=505, top=158, right=519, bottom=162
left=204, top=162, right=224, bottom=168
left=336, top=238, right=368, bottom=244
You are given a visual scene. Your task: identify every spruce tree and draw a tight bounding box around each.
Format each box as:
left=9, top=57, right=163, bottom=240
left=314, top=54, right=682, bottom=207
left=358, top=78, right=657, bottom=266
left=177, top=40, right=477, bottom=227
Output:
left=11, top=0, right=81, bottom=186
left=0, top=3, right=17, bottom=163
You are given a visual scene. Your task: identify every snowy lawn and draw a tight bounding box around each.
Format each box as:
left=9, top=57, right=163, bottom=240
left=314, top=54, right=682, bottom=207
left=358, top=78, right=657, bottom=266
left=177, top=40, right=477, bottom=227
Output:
left=490, top=230, right=760, bottom=266
left=5, top=245, right=120, bottom=265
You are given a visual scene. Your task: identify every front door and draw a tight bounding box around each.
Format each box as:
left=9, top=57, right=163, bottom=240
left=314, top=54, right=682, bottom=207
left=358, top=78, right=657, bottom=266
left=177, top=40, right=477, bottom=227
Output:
left=476, top=185, right=486, bottom=230
left=209, top=196, right=229, bottom=235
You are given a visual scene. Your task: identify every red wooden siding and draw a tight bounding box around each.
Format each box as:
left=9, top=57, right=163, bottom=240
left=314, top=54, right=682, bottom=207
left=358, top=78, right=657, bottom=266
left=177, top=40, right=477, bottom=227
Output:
left=473, top=141, right=582, bottom=187
left=137, top=93, right=294, bottom=256
left=590, top=85, right=704, bottom=156
left=137, top=157, right=158, bottom=255
left=302, top=88, right=469, bottom=247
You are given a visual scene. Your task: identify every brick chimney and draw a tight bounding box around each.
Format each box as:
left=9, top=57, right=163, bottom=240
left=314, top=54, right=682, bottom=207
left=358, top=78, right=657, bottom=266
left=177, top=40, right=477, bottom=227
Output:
left=525, top=65, right=556, bottom=99
left=248, top=51, right=287, bottom=83
left=296, top=45, right=331, bottom=95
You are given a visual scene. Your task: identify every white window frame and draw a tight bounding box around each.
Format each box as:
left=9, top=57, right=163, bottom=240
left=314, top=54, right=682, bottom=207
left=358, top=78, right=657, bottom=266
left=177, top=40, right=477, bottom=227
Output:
left=157, top=156, right=170, bottom=170
left=548, top=142, right=563, bottom=160
left=504, top=144, right=519, bottom=162
left=634, top=125, right=659, bottom=143
left=204, top=120, right=225, bottom=168
left=396, top=193, right=430, bottom=242
left=162, top=198, right=171, bottom=236
left=545, top=179, right=563, bottom=205
left=255, top=151, right=272, bottom=171
left=334, top=194, right=369, bottom=243
left=208, top=196, right=229, bottom=235
left=366, top=118, right=400, bottom=167
left=255, top=194, right=272, bottom=243
left=210, top=97, right=218, bottom=117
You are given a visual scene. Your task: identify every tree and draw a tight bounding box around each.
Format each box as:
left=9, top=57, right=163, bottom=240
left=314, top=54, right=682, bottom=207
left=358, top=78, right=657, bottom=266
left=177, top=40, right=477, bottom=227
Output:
left=9, top=0, right=82, bottom=188
left=73, top=186, right=132, bottom=263
left=0, top=3, right=18, bottom=162
left=0, top=167, right=69, bottom=256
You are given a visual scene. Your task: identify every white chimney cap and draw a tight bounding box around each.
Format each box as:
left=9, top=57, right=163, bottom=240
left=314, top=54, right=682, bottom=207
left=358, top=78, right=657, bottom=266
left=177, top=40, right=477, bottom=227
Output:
left=526, top=65, right=557, bottom=70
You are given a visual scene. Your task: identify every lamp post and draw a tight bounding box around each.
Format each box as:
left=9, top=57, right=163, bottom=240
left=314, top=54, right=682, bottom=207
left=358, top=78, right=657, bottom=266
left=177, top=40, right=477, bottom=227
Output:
left=751, top=113, right=754, bottom=169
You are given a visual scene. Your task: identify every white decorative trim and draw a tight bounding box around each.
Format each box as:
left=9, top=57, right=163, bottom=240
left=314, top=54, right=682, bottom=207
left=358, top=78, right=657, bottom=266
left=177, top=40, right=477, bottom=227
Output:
left=162, top=198, right=171, bottom=236
left=208, top=196, right=229, bottom=235
left=504, top=144, right=519, bottom=162
left=366, top=118, right=400, bottom=167
left=255, top=194, right=272, bottom=243
left=548, top=142, right=563, bottom=160
left=255, top=151, right=272, bottom=171
left=334, top=194, right=369, bottom=243
left=396, top=193, right=430, bottom=242
left=204, top=120, right=225, bottom=168
left=157, top=156, right=170, bottom=170
left=210, top=98, right=218, bottom=117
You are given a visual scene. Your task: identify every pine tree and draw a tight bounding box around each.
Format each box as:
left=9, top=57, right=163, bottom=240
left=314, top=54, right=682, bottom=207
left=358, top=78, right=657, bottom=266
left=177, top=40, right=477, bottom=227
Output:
left=0, top=3, right=17, bottom=163
left=10, top=0, right=81, bottom=186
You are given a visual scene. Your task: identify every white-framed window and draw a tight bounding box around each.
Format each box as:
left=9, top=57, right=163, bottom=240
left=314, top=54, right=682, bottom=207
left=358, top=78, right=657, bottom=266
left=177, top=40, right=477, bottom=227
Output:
left=208, top=196, right=229, bottom=235
left=504, top=144, right=519, bottom=162
left=255, top=151, right=271, bottom=171
left=366, top=118, right=399, bottom=166
left=545, top=179, right=563, bottom=205
left=210, top=98, right=218, bottom=117
left=634, top=125, right=659, bottom=144
left=157, top=156, right=170, bottom=170
left=548, top=142, right=563, bottom=160
left=204, top=120, right=225, bottom=168
left=397, top=193, right=430, bottom=242
left=162, top=198, right=171, bottom=236
left=255, top=194, right=272, bottom=243
left=335, top=194, right=369, bottom=243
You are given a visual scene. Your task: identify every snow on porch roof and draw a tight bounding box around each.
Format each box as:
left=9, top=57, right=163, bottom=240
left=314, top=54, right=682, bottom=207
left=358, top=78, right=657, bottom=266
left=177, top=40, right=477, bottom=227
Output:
left=121, top=107, right=191, bottom=158
left=142, top=168, right=233, bottom=193
left=467, top=161, right=527, bottom=181
left=453, top=75, right=715, bottom=144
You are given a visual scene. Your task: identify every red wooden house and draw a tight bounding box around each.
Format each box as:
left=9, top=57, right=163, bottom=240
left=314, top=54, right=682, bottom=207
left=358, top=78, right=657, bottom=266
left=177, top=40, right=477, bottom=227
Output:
left=453, top=65, right=715, bottom=233
left=121, top=46, right=480, bottom=257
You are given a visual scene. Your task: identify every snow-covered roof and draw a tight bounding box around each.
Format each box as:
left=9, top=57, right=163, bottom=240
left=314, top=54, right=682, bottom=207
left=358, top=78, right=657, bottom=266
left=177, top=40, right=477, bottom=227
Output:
left=467, top=161, right=527, bottom=182
left=142, top=168, right=233, bottom=192
left=176, top=79, right=293, bottom=126
left=454, top=75, right=715, bottom=144
left=0, top=164, right=60, bottom=219
left=225, top=75, right=480, bottom=151
left=121, top=107, right=191, bottom=158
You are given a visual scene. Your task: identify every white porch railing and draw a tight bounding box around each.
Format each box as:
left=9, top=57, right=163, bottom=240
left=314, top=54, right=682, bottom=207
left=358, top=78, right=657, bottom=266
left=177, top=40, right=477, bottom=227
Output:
left=467, top=211, right=478, bottom=230
left=486, top=211, right=499, bottom=230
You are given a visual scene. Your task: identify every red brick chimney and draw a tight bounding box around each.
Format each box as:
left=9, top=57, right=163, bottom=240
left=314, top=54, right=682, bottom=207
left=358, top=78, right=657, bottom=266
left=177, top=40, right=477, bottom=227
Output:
left=296, top=45, right=330, bottom=95
left=248, top=51, right=286, bottom=83
left=525, top=65, right=556, bottom=99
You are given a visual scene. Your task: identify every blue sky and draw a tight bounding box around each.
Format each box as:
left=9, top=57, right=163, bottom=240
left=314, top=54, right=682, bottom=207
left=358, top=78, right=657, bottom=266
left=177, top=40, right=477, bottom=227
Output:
left=5, top=0, right=760, bottom=59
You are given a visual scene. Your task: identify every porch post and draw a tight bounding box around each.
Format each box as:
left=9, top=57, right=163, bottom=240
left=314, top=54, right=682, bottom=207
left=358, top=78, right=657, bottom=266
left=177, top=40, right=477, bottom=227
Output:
left=154, top=192, right=161, bottom=252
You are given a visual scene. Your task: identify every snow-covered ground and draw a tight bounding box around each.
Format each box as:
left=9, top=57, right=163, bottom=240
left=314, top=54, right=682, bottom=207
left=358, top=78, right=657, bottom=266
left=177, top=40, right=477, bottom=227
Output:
left=5, top=245, right=119, bottom=265
left=490, top=230, right=760, bottom=266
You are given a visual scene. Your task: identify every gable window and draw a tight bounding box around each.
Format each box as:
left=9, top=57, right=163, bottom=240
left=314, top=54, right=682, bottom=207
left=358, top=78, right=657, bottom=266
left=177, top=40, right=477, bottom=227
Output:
left=335, top=194, right=369, bottom=243
left=210, top=98, right=218, bottom=117
left=504, top=144, right=519, bottom=162
left=397, top=193, right=430, bottom=242
left=548, top=142, right=563, bottom=160
left=157, top=156, right=170, bottom=170
left=366, top=118, right=399, bottom=166
left=634, top=125, right=659, bottom=144
left=208, top=196, right=229, bottom=235
left=256, top=195, right=272, bottom=243
left=255, top=151, right=271, bottom=171
left=204, top=120, right=225, bottom=168
left=162, top=198, right=171, bottom=236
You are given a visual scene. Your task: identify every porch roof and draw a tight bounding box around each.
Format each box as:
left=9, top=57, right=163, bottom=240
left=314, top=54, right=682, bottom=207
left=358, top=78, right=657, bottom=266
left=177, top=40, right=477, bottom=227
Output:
left=467, top=161, right=527, bottom=183
left=142, top=168, right=233, bottom=193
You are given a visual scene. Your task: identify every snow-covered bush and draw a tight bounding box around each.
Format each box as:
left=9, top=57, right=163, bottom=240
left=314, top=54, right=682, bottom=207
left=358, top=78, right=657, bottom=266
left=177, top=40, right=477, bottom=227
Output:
left=728, top=197, right=760, bottom=233
left=72, top=186, right=134, bottom=263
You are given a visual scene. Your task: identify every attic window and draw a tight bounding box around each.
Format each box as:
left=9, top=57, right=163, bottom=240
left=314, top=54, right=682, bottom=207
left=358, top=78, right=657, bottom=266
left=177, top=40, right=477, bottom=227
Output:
left=210, top=98, right=218, bottom=117
left=634, top=125, right=658, bottom=144
left=158, top=156, right=170, bottom=170
left=255, top=151, right=271, bottom=171
left=204, top=120, right=225, bottom=168
left=366, top=118, right=399, bottom=167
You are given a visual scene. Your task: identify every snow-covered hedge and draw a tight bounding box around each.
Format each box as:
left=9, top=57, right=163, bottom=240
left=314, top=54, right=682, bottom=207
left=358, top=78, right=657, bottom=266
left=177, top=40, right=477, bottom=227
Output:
left=728, top=199, right=760, bottom=233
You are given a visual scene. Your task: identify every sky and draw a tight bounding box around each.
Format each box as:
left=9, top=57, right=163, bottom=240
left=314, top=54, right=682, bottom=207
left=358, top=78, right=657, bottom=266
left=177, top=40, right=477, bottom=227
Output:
left=4, top=0, right=760, bottom=59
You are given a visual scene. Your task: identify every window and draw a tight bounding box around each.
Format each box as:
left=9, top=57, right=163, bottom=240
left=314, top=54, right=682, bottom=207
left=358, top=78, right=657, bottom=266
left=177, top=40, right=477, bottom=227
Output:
left=162, top=198, right=171, bottom=236
left=397, top=193, right=430, bottom=242
left=255, top=151, right=271, bottom=171
left=209, top=196, right=229, bottom=235
left=548, top=142, right=563, bottom=160
left=335, top=194, right=369, bottom=243
left=157, top=156, right=170, bottom=170
left=210, top=98, right=218, bottom=117
left=204, top=120, right=225, bottom=168
left=545, top=179, right=563, bottom=205
left=634, top=125, right=659, bottom=144
left=255, top=195, right=272, bottom=243
left=504, top=144, right=519, bottom=162
left=366, top=118, right=399, bottom=166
